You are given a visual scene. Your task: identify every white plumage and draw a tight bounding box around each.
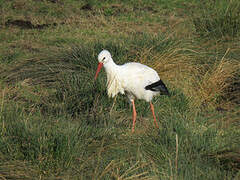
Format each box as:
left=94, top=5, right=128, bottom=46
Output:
left=95, top=50, right=169, bottom=132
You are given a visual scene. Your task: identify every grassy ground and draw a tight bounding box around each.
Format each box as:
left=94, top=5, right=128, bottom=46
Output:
left=0, top=0, right=240, bottom=179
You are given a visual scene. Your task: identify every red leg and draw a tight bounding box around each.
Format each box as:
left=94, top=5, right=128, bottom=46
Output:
left=150, top=102, right=159, bottom=128
left=131, top=100, right=137, bottom=133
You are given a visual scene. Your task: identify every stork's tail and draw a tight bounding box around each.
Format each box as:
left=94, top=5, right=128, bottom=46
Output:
left=145, top=80, right=170, bottom=96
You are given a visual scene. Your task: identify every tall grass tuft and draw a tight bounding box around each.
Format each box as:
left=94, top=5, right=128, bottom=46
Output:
left=197, top=56, right=240, bottom=109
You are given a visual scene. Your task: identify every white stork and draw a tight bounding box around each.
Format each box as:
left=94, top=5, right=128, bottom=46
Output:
left=94, top=50, right=169, bottom=132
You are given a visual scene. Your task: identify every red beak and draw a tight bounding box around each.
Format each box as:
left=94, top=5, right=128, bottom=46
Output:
left=94, top=62, right=103, bottom=80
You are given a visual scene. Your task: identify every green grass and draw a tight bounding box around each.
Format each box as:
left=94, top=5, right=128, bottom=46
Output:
left=0, top=0, right=240, bottom=179
left=192, top=0, right=240, bottom=39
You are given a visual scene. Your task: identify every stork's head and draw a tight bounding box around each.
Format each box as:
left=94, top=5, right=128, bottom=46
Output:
left=98, top=50, right=112, bottom=63
left=95, top=50, right=112, bottom=80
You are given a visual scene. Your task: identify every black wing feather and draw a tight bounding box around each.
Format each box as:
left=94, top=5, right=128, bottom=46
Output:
left=145, top=80, right=170, bottom=96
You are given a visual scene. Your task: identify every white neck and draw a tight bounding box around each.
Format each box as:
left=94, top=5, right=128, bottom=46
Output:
left=103, top=58, right=124, bottom=97
left=104, top=59, right=118, bottom=75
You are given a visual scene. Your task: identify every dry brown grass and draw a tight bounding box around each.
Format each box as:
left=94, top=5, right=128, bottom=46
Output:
left=134, top=43, right=240, bottom=111
left=197, top=57, right=239, bottom=108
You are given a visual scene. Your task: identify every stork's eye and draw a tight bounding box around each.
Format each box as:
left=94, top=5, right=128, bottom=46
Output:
left=103, top=57, right=106, bottom=61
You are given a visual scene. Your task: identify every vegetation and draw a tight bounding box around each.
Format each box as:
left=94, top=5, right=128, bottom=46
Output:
left=0, top=0, right=239, bottom=179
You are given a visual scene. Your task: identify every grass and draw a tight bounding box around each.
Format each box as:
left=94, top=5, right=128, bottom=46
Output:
left=192, top=0, right=240, bottom=38
left=0, top=0, right=240, bottom=179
